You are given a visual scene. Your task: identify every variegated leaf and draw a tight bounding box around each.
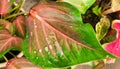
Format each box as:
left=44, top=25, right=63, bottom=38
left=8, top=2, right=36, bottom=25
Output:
left=96, top=16, right=110, bottom=41
left=23, top=2, right=113, bottom=68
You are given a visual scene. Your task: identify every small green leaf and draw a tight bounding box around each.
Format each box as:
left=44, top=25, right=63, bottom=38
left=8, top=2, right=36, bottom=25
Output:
left=92, top=5, right=102, bottom=16
left=96, top=16, right=110, bottom=41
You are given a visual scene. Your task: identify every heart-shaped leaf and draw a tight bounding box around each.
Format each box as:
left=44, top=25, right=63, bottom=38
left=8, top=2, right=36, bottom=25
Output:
left=6, top=58, right=43, bottom=69
left=58, top=0, right=95, bottom=14
left=0, top=0, right=12, bottom=16
left=0, top=29, right=23, bottom=57
left=23, top=2, right=113, bottom=68
left=13, top=15, right=26, bottom=37
left=105, top=20, right=120, bottom=57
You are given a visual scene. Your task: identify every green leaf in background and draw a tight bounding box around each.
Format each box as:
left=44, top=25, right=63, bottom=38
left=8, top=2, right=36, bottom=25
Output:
left=58, top=0, right=96, bottom=14
left=96, top=16, right=110, bottom=41
left=23, top=2, right=114, bottom=68
left=11, top=0, right=15, bottom=3
left=92, top=5, right=102, bottom=16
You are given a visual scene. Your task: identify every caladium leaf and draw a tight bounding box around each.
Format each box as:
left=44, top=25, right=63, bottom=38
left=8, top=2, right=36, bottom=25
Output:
left=0, top=29, right=23, bottom=57
left=0, top=0, right=12, bottom=16
left=58, top=0, right=95, bottom=14
left=13, top=15, right=26, bottom=37
left=105, top=20, right=120, bottom=57
left=6, top=58, right=43, bottom=69
left=96, top=16, right=110, bottom=41
left=23, top=2, right=113, bottom=68
left=0, top=19, right=14, bottom=34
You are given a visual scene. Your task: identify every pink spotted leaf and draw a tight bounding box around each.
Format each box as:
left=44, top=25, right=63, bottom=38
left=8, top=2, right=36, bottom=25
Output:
left=23, top=2, right=113, bottom=67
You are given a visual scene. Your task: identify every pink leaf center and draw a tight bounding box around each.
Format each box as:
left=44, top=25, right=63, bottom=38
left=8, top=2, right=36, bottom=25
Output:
left=105, top=20, right=120, bottom=57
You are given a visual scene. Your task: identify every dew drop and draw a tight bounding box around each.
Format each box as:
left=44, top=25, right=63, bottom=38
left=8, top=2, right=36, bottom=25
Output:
left=70, top=26, right=73, bottom=28
left=36, top=57, right=39, bottom=59
left=30, top=32, right=33, bottom=36
left=116, top=48, right=119, bottom=50
left=49, top=45, right=52, bottom=49
left=106, top=55, right=109, bottom=58
left=26, top=35, right=29, bottom=38
left=33, top=20, right=37, bottom=28
left=39, top=49, right=42, bottom=53
left=34, top=25, right=37, bottom=28
left=34, top=51, right=37, bottom=54
left=45, top=37, right=48, bottom=40
left=8, top=0, right=10, bottom=2
left=45, top=47, right=48, bottom=52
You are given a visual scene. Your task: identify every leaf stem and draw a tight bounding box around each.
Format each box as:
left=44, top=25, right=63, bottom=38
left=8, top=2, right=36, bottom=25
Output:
left=9, top=52, right=16, bottom=57
left=3, top=56, right=8, bottom=62
left=4, top=12, right=24, bottom=19
left=9, top=3, right=21, bottom=13
left=17, top=0, right=26, bottom=13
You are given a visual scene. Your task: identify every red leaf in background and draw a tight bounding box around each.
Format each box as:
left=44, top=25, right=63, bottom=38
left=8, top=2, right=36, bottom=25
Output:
left=0, top=29, right=23, bottom=53
left=13, top=15, right=26, bottom=37
left=105, top=20, right=120, bottom=57
left=6, top=58, right=43, bottom=69
left=0, top=0, right=12, bottom=16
